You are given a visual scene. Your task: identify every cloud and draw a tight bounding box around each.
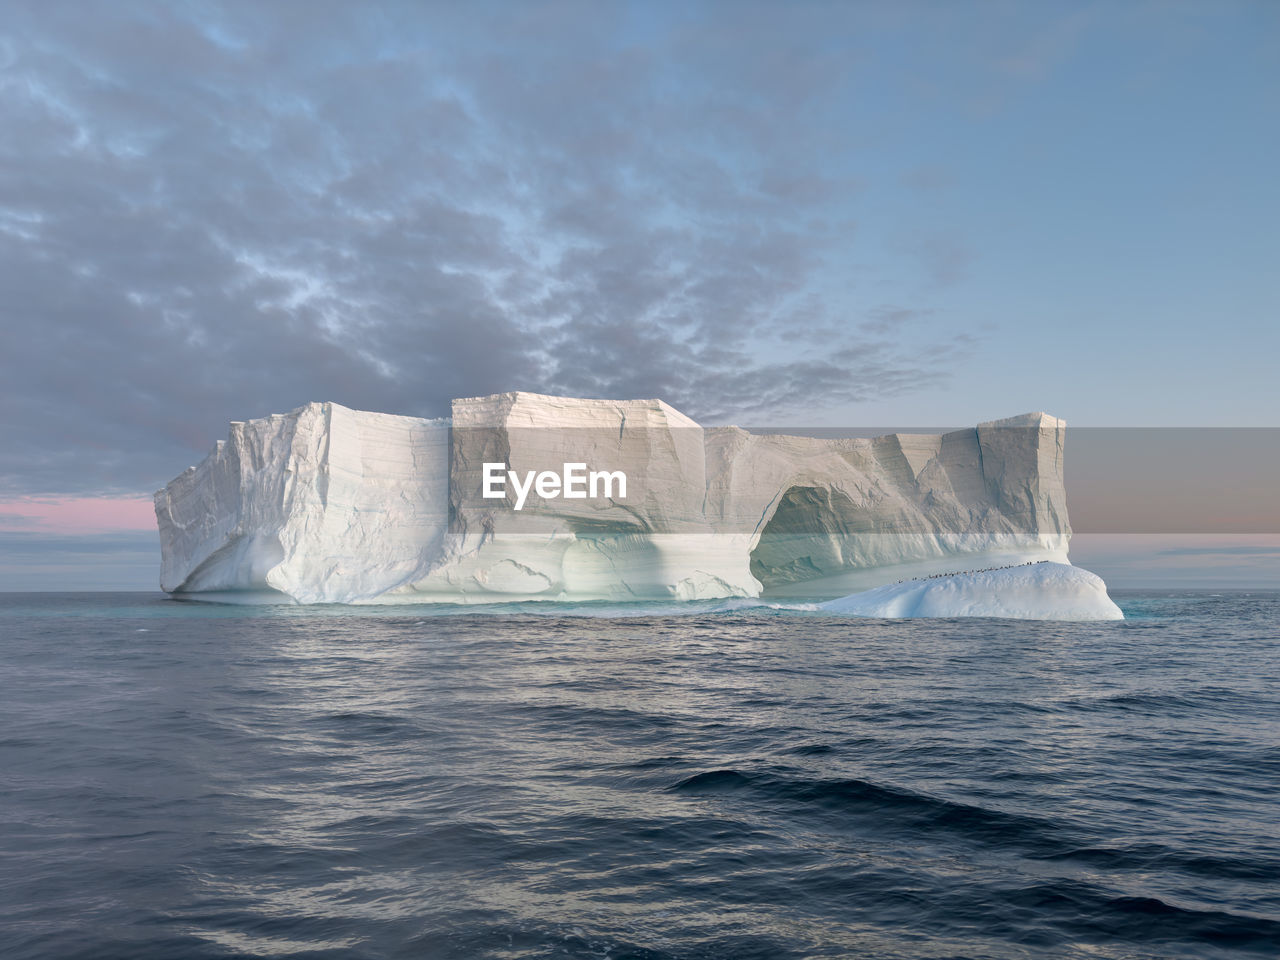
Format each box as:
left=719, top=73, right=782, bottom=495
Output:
left=0, top=496, right=156, bottom=532
left=899, top=165, right=953, bottom=193
left=1, top=1, right=976, bottom=498
left=1069, top=535, right=1280, bottom=588
left=0, top=529, right=158, bottom=556
left=895, top=230, right=974, bottom=289
left=0, top=530, right=158, bottom=590
left=1158, top=546, right=1280, bottom=558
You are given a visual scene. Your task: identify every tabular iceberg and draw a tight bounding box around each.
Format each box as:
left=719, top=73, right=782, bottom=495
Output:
left=154, top=392, right=1120, bottom=618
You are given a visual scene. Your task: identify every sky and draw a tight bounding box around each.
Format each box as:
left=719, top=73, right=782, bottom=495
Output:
left=1, top=0, right=1276, bottom=590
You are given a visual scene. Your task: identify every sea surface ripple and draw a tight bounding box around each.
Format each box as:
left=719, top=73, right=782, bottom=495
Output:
left=1, top=591, right=1277, bottom=959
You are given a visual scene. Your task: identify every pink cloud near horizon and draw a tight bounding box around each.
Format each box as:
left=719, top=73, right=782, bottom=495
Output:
left=0, top=496, right=157, bottom=534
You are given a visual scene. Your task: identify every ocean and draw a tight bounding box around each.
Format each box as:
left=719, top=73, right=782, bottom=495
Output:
left=1, top=591, right=1277, bottom=959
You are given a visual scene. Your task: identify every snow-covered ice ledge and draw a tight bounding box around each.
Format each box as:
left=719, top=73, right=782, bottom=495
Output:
left=154, top=392, right=1121, bottom=620
left=820, top=562, right=1124, bottom=621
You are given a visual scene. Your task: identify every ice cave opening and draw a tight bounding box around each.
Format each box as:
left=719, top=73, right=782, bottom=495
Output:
left=749, top=485, right=863, bottom=588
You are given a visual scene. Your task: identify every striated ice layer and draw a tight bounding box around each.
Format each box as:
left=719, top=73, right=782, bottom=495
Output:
left=819, top=562, right=1124, bottom=621
left=154, top=403, right=449, bottom=602
left=155, top=392, right=1109, bottom=616
left=391, top=533, right=759, bottom=603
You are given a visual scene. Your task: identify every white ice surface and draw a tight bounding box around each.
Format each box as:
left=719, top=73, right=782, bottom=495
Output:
left=819, top=562, right=1124, bottom=621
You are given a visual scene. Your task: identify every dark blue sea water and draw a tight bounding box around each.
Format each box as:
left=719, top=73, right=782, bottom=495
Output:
left=1, top=592, right=1277, bottom=960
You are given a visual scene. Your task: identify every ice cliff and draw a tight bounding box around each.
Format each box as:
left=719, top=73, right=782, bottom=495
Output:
left=154, top=404, right=449, bottom=603
left=155, top=392, right=1116, bottom=617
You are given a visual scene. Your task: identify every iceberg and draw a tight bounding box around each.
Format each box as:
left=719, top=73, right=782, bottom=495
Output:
left=819, top=562, right=1124, bottom=620
left=154, top=392, right=1120, bottom=618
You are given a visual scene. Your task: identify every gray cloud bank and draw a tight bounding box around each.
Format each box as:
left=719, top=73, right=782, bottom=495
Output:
left=1, top=1, right=974, bottom=497
left=0, top=530, right=158, bottom=591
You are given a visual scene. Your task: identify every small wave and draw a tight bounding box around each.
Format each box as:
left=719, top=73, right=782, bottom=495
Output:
left=669, top=768, right=1075, bottom=856
left=1003, top=881, right=1280, bottom=949
left=787, top=743, right=836, bottom=756
left=305, top=710, right=425, bottom=739
left=671, top=769, right=755, bottom=791
left=615, top=755, right=693, bottom=771
left=1072, top=686, right=1269, bottom=715
left=1039, top=844, right=1280, bottom=883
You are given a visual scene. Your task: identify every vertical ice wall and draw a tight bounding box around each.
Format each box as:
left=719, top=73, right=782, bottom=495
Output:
left=154, top=402, right=449, bottom=601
